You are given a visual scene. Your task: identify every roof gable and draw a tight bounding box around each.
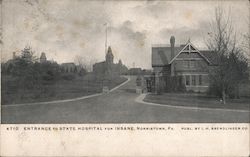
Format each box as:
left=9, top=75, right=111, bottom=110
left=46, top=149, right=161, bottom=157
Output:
left=151, top=41, right=218, bottom=67
left=169, top=42, right=211, bottom=64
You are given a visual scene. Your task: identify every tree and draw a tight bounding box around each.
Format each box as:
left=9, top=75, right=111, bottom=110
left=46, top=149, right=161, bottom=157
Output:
left=207, top=7, right=249, bottom=104
left=74, top=55, right=97, bottom=72
left=20, top=46, right=38, bottom=63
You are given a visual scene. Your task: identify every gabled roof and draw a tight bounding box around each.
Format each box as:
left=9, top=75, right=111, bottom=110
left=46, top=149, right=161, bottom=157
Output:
left=152, top=41, right=218, bottom=66
left=152, top=46, right=182, bottom=66
left=169, top=42, right=211, bottom=64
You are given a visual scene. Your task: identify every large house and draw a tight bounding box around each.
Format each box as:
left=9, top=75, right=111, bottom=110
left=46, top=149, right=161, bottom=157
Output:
left=152, top=36, right=218, bottom=92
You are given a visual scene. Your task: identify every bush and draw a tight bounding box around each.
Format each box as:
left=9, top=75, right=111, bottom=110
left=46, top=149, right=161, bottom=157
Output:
left=78, top=68, right=87, bottom=76
left=208, top=78, right=240, bottom=99
left=165, top=76, right=186, bottom=92
left=61, top=73, right=76, bottom=80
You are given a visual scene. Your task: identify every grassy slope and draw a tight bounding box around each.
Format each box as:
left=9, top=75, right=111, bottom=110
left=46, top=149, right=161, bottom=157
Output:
left=1, top=73, right=127, bottom=105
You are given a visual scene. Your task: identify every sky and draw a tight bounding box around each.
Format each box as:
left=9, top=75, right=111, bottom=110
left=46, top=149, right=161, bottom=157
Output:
left=1, top=0, right=249, bottom=69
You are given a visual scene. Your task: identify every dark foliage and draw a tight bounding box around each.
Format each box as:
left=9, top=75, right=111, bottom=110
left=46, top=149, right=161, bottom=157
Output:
left=61, top=73, right=76, bottom=80
left=208, top=52, right=249, bottom=99
left=206, top=7, right=249, bottom=103
left=165, top=76, right=186, bottom=93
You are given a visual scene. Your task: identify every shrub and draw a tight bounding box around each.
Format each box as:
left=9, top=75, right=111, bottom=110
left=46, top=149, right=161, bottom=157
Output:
left=165, top=76, right=186, bottom=92
left=61, top=73, right=76, bottom=80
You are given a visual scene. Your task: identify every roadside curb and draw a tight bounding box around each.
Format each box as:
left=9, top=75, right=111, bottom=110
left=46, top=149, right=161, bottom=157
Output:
left=135, top=93, right=250, bottom=113
left=2, top=77, right=130, bottom=107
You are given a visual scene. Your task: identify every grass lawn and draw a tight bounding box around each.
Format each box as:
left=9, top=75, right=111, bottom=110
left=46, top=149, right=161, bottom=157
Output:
left=239, top=81, right=250, bottom=97
left=144, top=93, right=250, bottom=111
left=1, top=73, right=127, bottom=105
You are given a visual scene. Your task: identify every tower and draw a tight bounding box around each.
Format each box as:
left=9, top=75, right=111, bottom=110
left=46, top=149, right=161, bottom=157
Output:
left=12, top=52, right=16, bottom=59
left=118, top=59, right=122, bottom=65
left=40, top=52, right=47, bottom=63
left=105, top=46, right=114, bottom=64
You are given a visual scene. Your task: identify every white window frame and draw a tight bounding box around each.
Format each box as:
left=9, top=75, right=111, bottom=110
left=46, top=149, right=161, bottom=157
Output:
left=181, top=74, right=208, bottom=87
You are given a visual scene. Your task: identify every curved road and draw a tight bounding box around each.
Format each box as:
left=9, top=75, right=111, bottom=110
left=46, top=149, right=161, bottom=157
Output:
left=1, top=76, right=249, bottom=123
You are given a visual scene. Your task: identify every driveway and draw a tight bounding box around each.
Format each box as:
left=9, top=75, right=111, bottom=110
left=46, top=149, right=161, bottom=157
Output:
left=1, top=76, right=249, bottom=123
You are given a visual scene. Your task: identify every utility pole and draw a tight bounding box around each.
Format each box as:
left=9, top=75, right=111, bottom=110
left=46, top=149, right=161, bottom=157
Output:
left=103, top=22, right=109, bottom=93
left=104, top=23, right=108, bottom=55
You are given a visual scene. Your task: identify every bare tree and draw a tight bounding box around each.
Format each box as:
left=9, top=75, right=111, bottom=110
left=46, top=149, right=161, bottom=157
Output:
left=74, top=55, right=97, bottom=72
left=207, top=7, right=249, bottom=104
left=241, top=14, right=250, bottom=61
left=74, top=55, right=85, bottom=68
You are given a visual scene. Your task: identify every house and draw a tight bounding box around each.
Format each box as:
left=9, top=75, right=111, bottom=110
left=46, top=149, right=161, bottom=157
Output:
left=152, top=36, right=218, bottom=93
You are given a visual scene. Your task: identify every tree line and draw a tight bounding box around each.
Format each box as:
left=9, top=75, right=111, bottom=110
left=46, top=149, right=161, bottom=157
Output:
left=1, top=47, right=87, bottom=91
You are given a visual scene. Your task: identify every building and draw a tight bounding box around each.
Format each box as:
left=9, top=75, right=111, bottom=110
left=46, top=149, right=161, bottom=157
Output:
left=152, top=36, right=218, bottom=93
left=127, top=68, right=142, bottom=75
left=61, top=62, right=77, bottom=73
left=93, top=46, right=128, bottom=78
left=40, top=52, right=47, bottom=63
left=106, top=46, right=114, bottom=64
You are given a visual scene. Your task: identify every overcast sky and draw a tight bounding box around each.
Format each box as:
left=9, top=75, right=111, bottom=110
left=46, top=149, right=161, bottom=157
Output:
left=1, top=0, right=249, bottom=68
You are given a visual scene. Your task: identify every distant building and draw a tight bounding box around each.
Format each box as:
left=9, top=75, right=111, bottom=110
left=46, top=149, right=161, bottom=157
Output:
left=12, top=52, right=17, bottom=59
left=61, top=63, right=77, bottom=73
left=93, top=46, right=128, bottom=78
left=40, top=52, right=47, bottom=63
left=151, top=36, right=218, bottom=93
left=60, top=62, right=85, bottom=74
left=128, top=68, right=142, bottom=75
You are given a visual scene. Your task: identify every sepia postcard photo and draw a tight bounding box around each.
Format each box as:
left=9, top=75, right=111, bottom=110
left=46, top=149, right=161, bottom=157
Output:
left=0, top=0, right=249, bottom=156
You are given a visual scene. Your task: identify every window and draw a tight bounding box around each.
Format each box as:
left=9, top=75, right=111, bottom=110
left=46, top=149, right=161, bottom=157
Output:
left=199, top=75, right=202, bottom=85
left=185, top=75, right=190, bottom=86
left=192, top=75, right=196, bottom=86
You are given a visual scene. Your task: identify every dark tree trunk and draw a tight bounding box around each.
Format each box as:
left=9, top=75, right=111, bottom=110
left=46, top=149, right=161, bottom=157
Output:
left=222, top=85, right=226, bottom=104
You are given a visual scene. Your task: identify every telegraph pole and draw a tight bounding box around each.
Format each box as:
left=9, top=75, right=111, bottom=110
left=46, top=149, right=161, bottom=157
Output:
left=104, top=23, right=108, bottom=55
left=103, top=22, right=108, bottom=92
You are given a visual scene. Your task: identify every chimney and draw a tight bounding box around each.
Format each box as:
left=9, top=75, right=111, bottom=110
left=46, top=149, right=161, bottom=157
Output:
left=170, top=36, right=175, bottom=59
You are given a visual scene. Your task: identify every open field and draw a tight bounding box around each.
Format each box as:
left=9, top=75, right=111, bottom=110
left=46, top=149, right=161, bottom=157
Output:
left=1, top=73, right=127, bottom=105
left=144, top=93, right=250, bottom=111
